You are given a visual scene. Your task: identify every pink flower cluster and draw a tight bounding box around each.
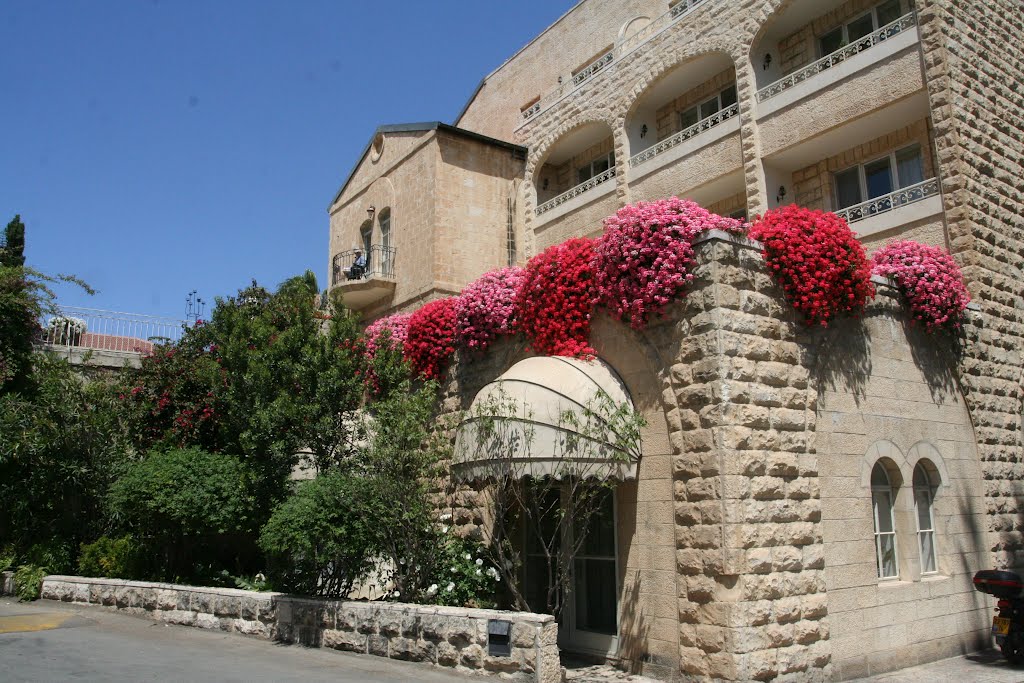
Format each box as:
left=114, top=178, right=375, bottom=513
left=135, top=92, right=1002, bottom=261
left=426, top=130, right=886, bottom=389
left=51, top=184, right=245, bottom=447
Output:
left=872, top=240, right=970, bottom=332
left=405, top=297, right=459, bottom=380
left=593, top=198, right=744, bottom=329
left=364, top=312, right=411, bottom=359
left=515, top=237, right=597, bottom=358
left=750, top=206, right=875, bottom=327
left=455, top=266, right=526, bottom=353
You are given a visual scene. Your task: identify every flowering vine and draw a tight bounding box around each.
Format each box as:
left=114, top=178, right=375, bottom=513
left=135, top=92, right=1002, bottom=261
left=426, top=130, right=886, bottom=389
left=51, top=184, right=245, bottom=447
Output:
left=593, top=198, right=745, bottom=329
left=364, top=312, right=412, bottom=359
left=455, top=266, right=526, bottom=354
left=515, top=237, right=596, bottom=357
left=871, top=240, right=970, bottom=332
left=405, top=297, right=460, bottom=380
left=749, top=206, right=875, bottom=327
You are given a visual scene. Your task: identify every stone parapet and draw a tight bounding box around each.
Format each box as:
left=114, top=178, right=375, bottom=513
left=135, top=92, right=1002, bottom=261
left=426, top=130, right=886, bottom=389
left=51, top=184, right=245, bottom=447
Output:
left=39, top=575, right=560, bottom=683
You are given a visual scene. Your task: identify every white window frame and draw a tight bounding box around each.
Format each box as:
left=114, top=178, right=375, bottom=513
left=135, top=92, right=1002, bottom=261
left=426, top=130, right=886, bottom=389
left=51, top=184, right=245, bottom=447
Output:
left=871, top=463, right=899, bottom=580
left=817, top=0, right=908, bottom=58
left=833, top=143, right=924, bottom=209
left=678, top=83, right=738, bottom=131
left=913, top=464, right=938, bottom=575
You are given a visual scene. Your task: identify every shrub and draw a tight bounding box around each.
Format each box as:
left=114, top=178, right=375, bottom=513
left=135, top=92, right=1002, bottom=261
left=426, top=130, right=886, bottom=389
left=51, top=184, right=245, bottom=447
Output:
left=404, top=297, right=460, bottom=380
left=78, top=536, right=139, bottom=579
left=594, top=198, right=744, bottom=329
left=107, top=447, right=259, bottom=581
left=516, top=237, right=597, bottom=357
left=871, top=240, right=971, bottom=332
left=455, top=267, right=526, bottom=353
left=425, top=535, right=499, bottom=608
left=750, top=206, right=875, bottom=326
left=14, top=564, right=47, bottom=601
left=364, top=313, right=411, bottom=358
left=259, top=472, right=383, bottom=598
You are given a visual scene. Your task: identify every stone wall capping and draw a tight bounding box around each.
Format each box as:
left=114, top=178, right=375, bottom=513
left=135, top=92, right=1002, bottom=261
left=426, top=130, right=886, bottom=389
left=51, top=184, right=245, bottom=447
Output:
left=691, top=229, right=762, bottom=251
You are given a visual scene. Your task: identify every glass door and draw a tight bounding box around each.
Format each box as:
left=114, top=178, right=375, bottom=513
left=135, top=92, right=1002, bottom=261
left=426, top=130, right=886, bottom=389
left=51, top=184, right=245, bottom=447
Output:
left=566, top=490, right=618, bottom=655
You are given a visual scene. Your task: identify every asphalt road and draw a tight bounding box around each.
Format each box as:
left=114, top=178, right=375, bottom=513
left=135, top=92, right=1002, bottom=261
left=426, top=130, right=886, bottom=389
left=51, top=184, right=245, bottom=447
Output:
left=0, top=599, right=483, bottom=683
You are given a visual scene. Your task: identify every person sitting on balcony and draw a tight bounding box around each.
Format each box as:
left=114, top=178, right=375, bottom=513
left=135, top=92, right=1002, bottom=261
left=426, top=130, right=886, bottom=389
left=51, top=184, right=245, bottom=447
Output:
left=348, top=249, right=367, bottom=280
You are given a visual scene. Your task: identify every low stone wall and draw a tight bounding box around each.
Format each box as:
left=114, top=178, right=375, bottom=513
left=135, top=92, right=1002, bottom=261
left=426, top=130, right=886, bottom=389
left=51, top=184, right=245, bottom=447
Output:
left=1, top=570, right=13, bottom=596
left=40, top=575, right=559, bottom=682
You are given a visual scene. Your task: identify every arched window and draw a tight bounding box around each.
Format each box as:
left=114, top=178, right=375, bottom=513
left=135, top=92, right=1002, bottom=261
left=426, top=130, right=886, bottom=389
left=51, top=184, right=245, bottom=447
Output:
left=913, top=462, right=938, bottom=574
left=871, top=462, right=898, bottom=579
left=378, top=210, right=392, bottom=276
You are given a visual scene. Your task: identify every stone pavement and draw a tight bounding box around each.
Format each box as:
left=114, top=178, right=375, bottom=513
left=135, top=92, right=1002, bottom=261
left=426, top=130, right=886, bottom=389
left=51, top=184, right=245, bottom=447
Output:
left=850, top=650, right=1024, bottom=683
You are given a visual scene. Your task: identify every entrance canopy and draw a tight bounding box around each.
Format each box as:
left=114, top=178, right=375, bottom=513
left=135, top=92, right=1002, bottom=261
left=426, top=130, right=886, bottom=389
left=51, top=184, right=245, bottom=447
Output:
left=453, top=356, right=640, bottom=481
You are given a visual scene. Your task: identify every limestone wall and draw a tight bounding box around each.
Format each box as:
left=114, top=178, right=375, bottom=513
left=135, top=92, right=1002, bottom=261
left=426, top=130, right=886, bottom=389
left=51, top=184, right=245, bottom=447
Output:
left=38, top=575, right=560, bottom=683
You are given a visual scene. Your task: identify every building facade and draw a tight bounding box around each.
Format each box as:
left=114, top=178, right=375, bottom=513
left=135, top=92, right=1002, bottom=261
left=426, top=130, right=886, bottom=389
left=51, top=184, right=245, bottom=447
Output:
left=327, top=1, right=1024, bottom=680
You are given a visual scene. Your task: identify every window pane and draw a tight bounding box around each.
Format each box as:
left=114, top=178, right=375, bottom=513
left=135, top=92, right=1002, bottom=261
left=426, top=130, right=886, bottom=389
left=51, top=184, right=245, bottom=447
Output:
left=895, top=145, right=925, bottom=187
left=379, top=216, right=391, bottom=248
left=916, top=489, right=933, bottom=532
left=848, top=13, right=875, bottom=41
left=878, top=533, right=898, bottom=577
left=865, top=158, right=894, bottom=198
left=878, top=0, right=903, bottom=26
left=592, top=157, right=610, bottom=176
left=920, top=531, right=937, bottom=573
left=870, top=463, right=890, bottom=487
left=679, top=107, right=699, bottom=129
left=607, top=150, right=615, bottom=168
left=699, top=96, right=720, bottom=119
left=873, top=490, right=894, bottom=533
left=574, top=558, right=617, bottom=634
left=720, top=84, right=738, bottom=108
left=820, top=27, right=844, bottom=56
left=577, top=491, right=615, bottom=557
left=835, top=168, right=862, bottom=208
left=577, top=165, right=593, bottom=184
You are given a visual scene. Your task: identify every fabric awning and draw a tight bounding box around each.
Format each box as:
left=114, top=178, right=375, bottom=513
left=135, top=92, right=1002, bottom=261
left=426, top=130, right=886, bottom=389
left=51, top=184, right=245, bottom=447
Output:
left=453, top=356, right=639, bottom=481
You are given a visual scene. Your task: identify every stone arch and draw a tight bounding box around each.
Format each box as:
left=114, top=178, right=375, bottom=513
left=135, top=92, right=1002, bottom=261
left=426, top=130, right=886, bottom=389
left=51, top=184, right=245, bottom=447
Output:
left=622, top=42, right=741, bottom=123
left=862, top=439, right=908, bottom=488
left=527, top=114, right=619, bottom=179
left=617, top=15, right=652, bottom=45
left=906, top=441, right=949, bottom=488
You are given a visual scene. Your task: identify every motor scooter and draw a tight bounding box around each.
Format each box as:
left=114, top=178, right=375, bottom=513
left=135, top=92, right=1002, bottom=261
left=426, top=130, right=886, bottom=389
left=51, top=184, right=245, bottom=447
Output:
left=973, top=569, right=1024, bottom=663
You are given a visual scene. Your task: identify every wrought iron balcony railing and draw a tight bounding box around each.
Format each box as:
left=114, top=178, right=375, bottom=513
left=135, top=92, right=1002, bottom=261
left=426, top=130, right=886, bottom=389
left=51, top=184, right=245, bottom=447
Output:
left=629, top=103, right=739, bottom=168
left=536, top=166, right=617, bottom=216
left=332, top=244, right=397, bottom=286
left=39, top=307, right=186, bottom=354
left=756, top=12, right=918, bottom=103
left=519, top=0, right=714, bottom=125
left=834, top=177, right=939, bottom=224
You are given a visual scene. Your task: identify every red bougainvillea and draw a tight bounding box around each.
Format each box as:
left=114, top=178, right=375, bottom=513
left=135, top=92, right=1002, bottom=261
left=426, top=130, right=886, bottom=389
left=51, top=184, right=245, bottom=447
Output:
left=515, top=237, right=597, bottom=357
left=593, top=197, right=745, bottom=329
left=404, top=297, right=459, bottom=380
left=872, top=240, right=970, bottom=332
left=750, top=206, right=875, bottom=326
left=455, top=266, right=526, bottom=353
left=364, top=312, right=412, bottom=359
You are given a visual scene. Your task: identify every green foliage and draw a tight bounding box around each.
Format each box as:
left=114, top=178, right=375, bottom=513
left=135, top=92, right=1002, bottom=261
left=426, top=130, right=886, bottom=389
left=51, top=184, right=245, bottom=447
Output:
left=2, top=215, right=25, bottom=268
left=78, top=536, right=139, bottom=579
left=427, top=535, right=499, bottom=608
left=0, top=355, right=128, bottom=557
left=259, top=472, right=383, bottom=598
left=231, top=572, right=271, bottom=592
left=14, top=564, right=47, bottom=601
left=0, top=545, right=15, bottom=572
left=107, top=447, right=258, bottom=581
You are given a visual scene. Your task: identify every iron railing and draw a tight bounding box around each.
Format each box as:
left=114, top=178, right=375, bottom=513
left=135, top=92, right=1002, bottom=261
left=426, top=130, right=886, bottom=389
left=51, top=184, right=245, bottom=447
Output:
left=536, top=166, right=617, bottom=216
left=629, top=102, right=739, bottom=168
left=332, top=244, right=397, bottom=286
left=756, top=12, right=918, bottom=103
left=39, top=306, right=186, bottom=354
left=834, top=177, right=939, bottom=224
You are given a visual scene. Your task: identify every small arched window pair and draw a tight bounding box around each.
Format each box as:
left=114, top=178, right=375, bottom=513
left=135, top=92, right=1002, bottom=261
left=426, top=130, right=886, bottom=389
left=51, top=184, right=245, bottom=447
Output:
left=870, top=460, right=939, bottom=579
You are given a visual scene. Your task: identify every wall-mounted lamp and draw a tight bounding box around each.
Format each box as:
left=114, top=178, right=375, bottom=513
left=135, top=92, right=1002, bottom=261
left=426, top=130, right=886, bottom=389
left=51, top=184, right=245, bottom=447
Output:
left=776, top=186, right=787, bottom=204
left=367, top=205, right=376, bottom=220
left=763, top=53, right=773, bottom=71
left=557, top=76, right=563, bottom=85
left=640, top=124, right=648, bottom=139
left=542, top=178, right=549, bottom=191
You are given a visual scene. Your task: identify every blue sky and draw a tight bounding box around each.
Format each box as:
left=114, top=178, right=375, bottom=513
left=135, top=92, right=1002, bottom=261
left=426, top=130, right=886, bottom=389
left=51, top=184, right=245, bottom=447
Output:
left=0, top=1, right=573, bottom=320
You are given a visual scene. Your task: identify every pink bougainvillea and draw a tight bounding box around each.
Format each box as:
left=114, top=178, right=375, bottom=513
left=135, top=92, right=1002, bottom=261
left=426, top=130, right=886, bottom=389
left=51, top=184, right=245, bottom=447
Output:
left=872, top=240, right=970, bottom=332
left=364, top=312, right=411, bottom=359
left=593, top=197, right=745, bottom=329
left=515, top=237, right=597, bottom=357
left=750, top=206, right=875, bottom=327
left=404, top=297, right=460, bottom=380
left=455, top=266, right=526, bottom=353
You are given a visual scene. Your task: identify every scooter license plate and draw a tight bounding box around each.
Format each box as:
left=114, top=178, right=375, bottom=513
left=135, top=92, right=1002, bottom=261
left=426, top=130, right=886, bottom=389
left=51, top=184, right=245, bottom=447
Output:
left=993, top=617, right=1011, bottom=636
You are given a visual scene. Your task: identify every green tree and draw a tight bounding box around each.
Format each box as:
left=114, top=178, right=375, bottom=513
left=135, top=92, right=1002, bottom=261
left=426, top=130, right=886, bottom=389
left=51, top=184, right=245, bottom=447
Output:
left=1, top=215, right=26, bottom=268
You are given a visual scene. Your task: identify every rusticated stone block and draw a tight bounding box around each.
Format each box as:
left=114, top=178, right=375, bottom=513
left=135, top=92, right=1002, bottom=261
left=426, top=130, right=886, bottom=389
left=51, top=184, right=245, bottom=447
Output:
left=389, top=637, right=433, bottom=662
left=367, top=634, right=389, bottom=657
left=322, top=628, right=366, bottom=653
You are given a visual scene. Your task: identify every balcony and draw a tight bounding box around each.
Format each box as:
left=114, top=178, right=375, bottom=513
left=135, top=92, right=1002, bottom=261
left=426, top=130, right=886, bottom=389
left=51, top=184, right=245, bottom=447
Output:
left=836, top=177, right=942, bottom=237
left=39, top=306, right=187, bottom=367
left=756, top=12, right=919, bottom=116
left=330, top=244, right=397, bottom=310
left=517, top=0, right=715, bottom=129
left=536, top=166, right=617, bottom=216
left=629, top=103, right=739, bottom=170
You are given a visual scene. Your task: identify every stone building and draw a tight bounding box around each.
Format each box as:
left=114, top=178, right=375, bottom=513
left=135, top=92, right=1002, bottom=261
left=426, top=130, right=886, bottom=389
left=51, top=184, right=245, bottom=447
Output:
left=326, top=1, right=1024, bottom=680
